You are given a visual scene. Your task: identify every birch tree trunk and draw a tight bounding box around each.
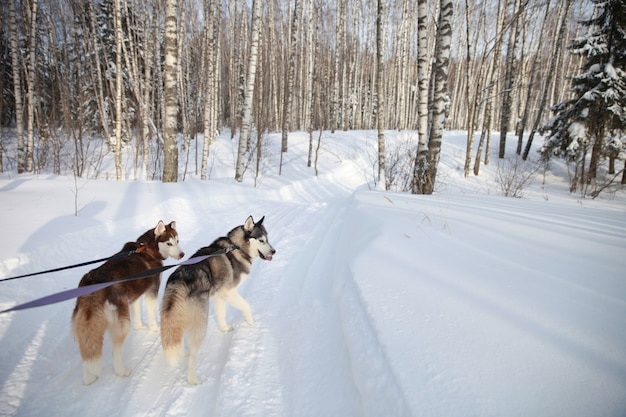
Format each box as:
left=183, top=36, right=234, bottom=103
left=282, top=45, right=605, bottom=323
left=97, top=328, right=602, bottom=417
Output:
left=163, top=0, right=179, bottom=182
left=213, top=1, right=221, bottom=137
left=498, top=0, right=522, bottom=159
left=340, top=0, right=350, bottom=131
left=118, top=0, right=152, bottom=179
left=9, top=0, right=25, bottom=173
left=87, top=1, right=112, bottom=147
left=516, top=0, right=552, bottom=153
left=281, top=0, right=301, bottom=162
left=423, top=0, right=453, bottom=195
left=412, top=0, right=430, bottom=194
left=142, top=15, right=154, bottom=180
left=201, top=0, right=218, bottom=180
left=332, top=0, right=346, bottom=133
left=522, top=0, right=573, bottom=160
left=200, top=0, right=215, bottom=181
left=463, top=0, right=474, bottom=177
left=376, top=0, right=386, bottom=189
left=306, top=0, right=317, bottom=167
left=228, top=0, right=242, bottom=136
left=25, top=0, right=37, bottom=173
left=177, top=0, right=189, bottom=180
left=235, top=0, right=262, bottom=182
left=474, top=0, right=506, bottom=174
left=114, top=0, right=123, bottom=180
left=0, top=50, right=3, bottom=173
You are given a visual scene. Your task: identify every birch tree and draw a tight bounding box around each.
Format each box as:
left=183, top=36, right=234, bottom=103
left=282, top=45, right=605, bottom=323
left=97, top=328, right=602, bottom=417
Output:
left=516, top=0, right=552, bottom=153
left=9, top=0, right=25, bottom=173
left=177, top=0, right=189, bottom=178
left=201, top=0, right=218, bottom=180
left=376, top=0, right=386, bottom=188
left=25, top=0, right=36, bottom=173
left=462, top=0, right=475, bottom=177
left=114, top=0, right=123, bottom=180
left=332, top=0, right=346, bottom=133
left=162, top=0, right=178, bottom=182
left=0, top=46, right=3, bottom=173
left=235, top=0, right=262, bottom=182
left=522, top=0, right=573, bottom=160
left=281, top=0, right=301, bottom=166
left=141, top=11, right=155, bottom=180
left=412, top=0, right=431, bottom=194
left=87, top=0, right=113, bottom=147
left=227, top=0, right=245, bottom=136
left=474, top=0, right=506, bottom=174
left=305, top=0, right=316, bottom=167
left=423, top=0, right=453, bottom=195
left=306, top=0, right=318, bottom=167
left=392, top=0, right=412, bottom=129
left=498, top=0, right=524, bottom=159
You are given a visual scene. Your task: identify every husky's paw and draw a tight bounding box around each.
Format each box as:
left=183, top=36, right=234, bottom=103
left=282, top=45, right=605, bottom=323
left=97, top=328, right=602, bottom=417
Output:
left=149, top=324, right=160, bottom=332
left=83, top=374, right=98, bottom=385
left=115, top=367, right=131, bottom=377
left=83, top=359, right=102, bottom=385
left=164, top=346, right=183, bottom=366
left=244, top=317, right=255, bottom=327
left=187, top=374, right=202, bottom=385
left=133, top=323, right=148, bottom=331
left=219, top=324, right=234, bottom=333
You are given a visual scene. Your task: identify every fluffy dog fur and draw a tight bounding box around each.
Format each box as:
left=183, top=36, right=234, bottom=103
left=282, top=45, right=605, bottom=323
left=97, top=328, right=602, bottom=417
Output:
left=160, top=216, right=275, bottom=384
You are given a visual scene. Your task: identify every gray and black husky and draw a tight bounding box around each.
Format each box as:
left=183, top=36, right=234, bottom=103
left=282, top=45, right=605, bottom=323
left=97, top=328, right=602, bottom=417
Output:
left=160, top=215, right=276, bottom=384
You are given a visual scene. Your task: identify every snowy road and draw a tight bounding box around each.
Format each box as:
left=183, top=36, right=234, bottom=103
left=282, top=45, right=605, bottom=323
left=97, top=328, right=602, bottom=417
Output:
left=1, top=131, right=625, bottom=416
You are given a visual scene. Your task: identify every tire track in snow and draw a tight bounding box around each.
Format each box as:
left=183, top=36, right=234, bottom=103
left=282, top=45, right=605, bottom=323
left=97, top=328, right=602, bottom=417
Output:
left=329, top=195, right=412, bottom=416
left=262, top=198, right=365, bottom=416
left=338, top=277, right=413, bottom=417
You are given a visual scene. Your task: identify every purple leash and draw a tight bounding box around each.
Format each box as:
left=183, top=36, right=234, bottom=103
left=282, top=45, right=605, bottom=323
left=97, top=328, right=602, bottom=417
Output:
left=0, top=245, right=239, bottom=314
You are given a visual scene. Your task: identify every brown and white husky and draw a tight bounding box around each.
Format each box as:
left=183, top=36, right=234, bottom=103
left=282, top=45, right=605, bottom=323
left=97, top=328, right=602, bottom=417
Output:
left=71, top=220, right=184, bottom=385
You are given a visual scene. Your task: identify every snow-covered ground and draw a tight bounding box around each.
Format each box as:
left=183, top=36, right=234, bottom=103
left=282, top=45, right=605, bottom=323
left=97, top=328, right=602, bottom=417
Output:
left=0, top=130, right=625, bottom=417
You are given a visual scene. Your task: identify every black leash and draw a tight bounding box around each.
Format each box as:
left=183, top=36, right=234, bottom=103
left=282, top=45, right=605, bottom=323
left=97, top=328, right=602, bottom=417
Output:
left=0, top=245, right=240, bottom=315
left=0, top=247, right=144, bottom=283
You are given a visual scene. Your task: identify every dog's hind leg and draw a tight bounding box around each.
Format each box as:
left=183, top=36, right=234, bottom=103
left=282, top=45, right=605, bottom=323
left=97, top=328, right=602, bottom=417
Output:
left=105, top=301, right=131, bottom=377
left=185, top=300, right=208, bottom=385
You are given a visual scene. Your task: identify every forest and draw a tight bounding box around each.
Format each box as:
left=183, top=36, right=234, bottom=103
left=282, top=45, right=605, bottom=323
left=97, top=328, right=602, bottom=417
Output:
left=0, top=0, right=625, bottom=195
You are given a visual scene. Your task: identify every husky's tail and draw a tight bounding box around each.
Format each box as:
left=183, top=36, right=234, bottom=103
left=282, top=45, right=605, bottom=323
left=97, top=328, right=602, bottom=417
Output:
left=160, top=285, right=187, bottom=366
left=72, top=296, right=108, bottom=384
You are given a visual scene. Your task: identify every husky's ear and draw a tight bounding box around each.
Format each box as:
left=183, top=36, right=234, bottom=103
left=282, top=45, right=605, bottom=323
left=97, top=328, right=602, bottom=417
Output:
left=244, top=216, right=255, bottom=232
left=154, top=220, right=166, bottom=236
left=256, top=216, right=265, bottom=226
left=169, top=221, right=177, bottom=230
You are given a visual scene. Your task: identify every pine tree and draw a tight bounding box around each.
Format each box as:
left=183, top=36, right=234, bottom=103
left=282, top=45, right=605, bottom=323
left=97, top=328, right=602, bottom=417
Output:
left=541, top=0, right=626, bottom=191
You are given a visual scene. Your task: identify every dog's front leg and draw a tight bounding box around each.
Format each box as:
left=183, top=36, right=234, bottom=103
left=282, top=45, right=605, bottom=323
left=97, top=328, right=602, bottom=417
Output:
left=131, top=298, right=145, bottom=330
left=144, top=292, right=160, bottom=331
left=213, top=296, right=233, bottom=332
left=221, top=289, right=254, bottom=327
